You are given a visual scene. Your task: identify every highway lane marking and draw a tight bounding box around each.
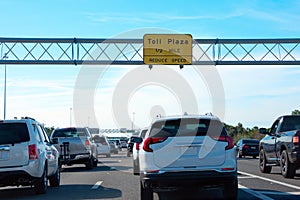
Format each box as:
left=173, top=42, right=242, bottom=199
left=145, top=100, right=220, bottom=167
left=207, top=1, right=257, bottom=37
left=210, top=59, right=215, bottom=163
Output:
left=238, top=171, right=300, bottom=190
left=238, top=176, right=256, bottom=179
left=261, top=191, right=300, bottom=196
left=238, top=184, right=274, bottom=200
left=91, top=181, right=103, bottom=190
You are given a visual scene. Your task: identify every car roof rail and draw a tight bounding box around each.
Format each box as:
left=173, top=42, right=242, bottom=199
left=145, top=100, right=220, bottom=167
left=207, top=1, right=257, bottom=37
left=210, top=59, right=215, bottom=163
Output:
left=22, top=116, right=36, bottom=121
left=205, top=112, right=214, bottom=116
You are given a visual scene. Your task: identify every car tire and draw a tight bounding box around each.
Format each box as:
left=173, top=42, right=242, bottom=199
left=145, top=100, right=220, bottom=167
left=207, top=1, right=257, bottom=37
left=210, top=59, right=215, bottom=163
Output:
left=253, top=155, right=257, bottom=159
left=49, top=168, right=60, bottom=187
left=85, top=157, right=94, bottom=170
left=34, top=166, right=48, bottom=194
left=223, top=178, right=238, bottom=200
left=93, top=157, right=98, bottom=167
left=133, top=159, right=140, bottom=175
left=238, top=151, right=242, bottom=158
left=259, top=149, right=272, bottom=173
left=280, top=150, right=296, bottom=178
left=140, top=181, right=153, bottom=200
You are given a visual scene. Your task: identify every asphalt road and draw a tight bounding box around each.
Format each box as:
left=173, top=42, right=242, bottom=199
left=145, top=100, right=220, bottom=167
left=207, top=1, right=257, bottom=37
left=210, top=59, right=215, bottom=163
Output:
left=0, top=150, right=299, bottom=200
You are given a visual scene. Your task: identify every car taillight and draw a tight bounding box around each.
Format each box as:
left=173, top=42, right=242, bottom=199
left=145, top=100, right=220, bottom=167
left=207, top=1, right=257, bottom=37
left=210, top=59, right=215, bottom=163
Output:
left=28, top=144, right=38, bottom=160
left=143, top=137, right=167, bottom=152
left=242, top=144, right=249, bottom=149
left=136, top=143, right=140, bottom=151
left=293, top=135, right=299, bottom=144
left=85, top=140, right=90, bottom=147
left=212, top=135, right=234, bottom=150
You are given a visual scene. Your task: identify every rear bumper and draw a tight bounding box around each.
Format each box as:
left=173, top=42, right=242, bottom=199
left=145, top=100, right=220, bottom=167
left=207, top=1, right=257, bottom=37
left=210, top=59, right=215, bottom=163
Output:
left=140, top=170, right=237, bottom=190
left=290, top=150, right=300, bottom=166
left=241, top=149, right=259, bottom=156
left=0, top=170, right=36, bottom=187
left=60, top=153, right=91, bottom=165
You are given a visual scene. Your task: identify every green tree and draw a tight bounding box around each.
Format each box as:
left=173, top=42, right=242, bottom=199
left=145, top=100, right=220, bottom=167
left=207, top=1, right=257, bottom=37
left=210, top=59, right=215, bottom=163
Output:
left=292, top=109, right=300, bottom=115
left=44, top=126, right=55, bottom=136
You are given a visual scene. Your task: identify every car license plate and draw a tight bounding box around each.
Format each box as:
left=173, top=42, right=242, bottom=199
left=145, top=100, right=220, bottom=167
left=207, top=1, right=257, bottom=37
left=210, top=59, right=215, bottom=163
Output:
left=251, top=146, right=256, bottom=149
left=0, top=151, right=9, bottom=160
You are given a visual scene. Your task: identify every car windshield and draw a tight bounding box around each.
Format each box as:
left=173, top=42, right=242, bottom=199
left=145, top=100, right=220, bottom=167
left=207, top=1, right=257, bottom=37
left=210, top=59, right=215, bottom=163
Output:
left=0, top=123, right=30, bottom=145
left=52, top=128, right=87, bottom=138
left=149, top=118, right=226, bottom=137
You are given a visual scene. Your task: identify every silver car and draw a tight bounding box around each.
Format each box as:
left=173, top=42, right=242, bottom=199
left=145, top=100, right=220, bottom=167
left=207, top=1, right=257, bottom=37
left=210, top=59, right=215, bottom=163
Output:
left=0, top=117, right=60, bottom=194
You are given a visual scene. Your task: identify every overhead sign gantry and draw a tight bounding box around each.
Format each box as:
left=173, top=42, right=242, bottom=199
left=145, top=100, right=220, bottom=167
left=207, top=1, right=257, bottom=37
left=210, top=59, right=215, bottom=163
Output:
left=0, top=37, right=300, bottom=65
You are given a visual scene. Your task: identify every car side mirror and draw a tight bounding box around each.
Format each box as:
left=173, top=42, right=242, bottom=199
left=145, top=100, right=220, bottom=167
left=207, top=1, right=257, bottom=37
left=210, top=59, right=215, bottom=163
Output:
left=259, top=128, right=269, bottom=135
left=131, top=136, right=143, bottom=143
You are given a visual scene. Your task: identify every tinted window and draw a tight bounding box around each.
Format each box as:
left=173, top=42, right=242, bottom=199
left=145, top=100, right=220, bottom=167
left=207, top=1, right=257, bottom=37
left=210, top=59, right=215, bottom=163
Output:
left=280, top=116, right=300, bottom=132
left=243, top=139, right=259, bottom=145
left=94, top=135, right=107, bottom=143
left=140, top=129, right=148, bottom=138
left=149, top=118, right=226, bottom=137
left=0, top=123, right=30, bottom=145
left=52, top=128, right=87, bottom=138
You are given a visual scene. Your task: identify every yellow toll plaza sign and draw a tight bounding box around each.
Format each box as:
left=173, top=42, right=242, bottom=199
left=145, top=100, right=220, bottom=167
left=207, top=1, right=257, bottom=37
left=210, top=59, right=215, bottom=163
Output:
left=143, top=34, right=193, bottom=65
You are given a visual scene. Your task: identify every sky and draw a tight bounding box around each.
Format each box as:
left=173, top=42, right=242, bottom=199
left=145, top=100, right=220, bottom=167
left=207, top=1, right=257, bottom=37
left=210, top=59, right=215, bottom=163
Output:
left=0, top=0, right=300, bottom=129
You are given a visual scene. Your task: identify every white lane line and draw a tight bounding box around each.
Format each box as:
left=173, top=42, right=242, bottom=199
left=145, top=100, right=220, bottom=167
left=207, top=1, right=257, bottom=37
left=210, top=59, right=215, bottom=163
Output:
left=261, top=191, right=300, bottom=196
left=238, top=176, right=256, bottom=179
left=238, top=184, right=274, bottom=200
left=91, top=181, right=103, bottom=190
left=238, top=171, right=300, bottom=190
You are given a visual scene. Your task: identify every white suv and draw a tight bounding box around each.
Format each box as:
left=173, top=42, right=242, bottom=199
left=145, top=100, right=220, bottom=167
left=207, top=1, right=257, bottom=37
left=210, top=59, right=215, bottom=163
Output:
left=133, top=114, right=237, bottom=200
left=0, top=117, right=60, bottom=194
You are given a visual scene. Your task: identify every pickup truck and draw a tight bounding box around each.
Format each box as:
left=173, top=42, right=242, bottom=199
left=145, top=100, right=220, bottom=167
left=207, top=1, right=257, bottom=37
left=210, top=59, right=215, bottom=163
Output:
left=259, top=115, right=300, bottom=178
left=50, top=127, right=98, bottom=170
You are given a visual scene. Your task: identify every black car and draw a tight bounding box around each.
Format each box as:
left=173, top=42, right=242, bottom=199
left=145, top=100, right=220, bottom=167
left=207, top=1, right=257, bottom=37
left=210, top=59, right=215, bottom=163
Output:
left=236, top=138, right=259, bottom=158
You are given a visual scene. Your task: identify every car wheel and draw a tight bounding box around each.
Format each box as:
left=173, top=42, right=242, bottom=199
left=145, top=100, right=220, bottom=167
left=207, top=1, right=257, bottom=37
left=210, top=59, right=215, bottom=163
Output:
left=93, top=157, right=98, bottom=167
left=49, top=167, right=60, bottom=187
left=85, top=157, right=94, bottom=170
left=280, top=150, right=296, bottom=178
left=34, top=166, right=48, bottom=194
left=140, top=181, right=153, bottom=200
left=133, top=159, right=140, bottom=175
left=238, top=151, right=242, bottom=158
left=259, top=149, right=272, bottom=173
left=223, top=178, right=238, bottom=200
left=253, top=155, right=257, bottom=159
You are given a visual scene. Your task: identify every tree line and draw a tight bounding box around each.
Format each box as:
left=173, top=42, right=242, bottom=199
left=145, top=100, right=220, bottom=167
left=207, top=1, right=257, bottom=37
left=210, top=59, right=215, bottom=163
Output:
left=44, top=110, right=300, bottom=143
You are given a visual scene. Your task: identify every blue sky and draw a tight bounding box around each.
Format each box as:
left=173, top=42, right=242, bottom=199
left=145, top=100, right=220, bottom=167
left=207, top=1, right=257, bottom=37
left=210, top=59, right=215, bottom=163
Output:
left=0, top=0, right=300, bottom=129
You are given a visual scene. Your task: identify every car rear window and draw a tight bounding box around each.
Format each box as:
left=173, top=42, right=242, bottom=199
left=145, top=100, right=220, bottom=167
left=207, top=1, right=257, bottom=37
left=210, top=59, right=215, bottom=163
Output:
left=52, top=128, right=87, bottom=138
left=149, top=118, right=227, bottom=137
left=279, top=116, right=300, bottom=132
left=93, top=135, right=107, bottom=143
left=140, top=129, right=148, bottom=138
left=0, top=123, right=30, bottom=145
left=243, top=140, right=259, bottom=145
